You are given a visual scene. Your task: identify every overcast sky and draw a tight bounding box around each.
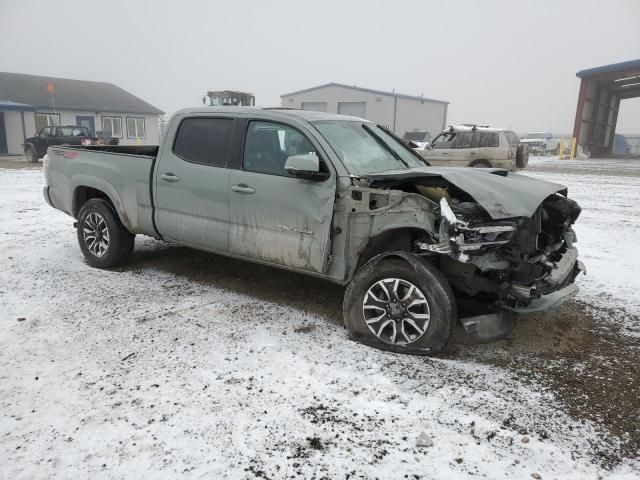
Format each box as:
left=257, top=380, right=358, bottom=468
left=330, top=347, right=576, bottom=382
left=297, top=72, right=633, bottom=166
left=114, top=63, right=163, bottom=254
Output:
left=1, top=0, right=639, bottom=133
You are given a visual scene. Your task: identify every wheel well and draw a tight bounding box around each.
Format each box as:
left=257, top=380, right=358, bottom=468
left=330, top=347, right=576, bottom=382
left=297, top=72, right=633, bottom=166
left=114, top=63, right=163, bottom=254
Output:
left=356, top=228, right=426, bottom=269
left=73, top=186, right=112, bottom=218
left=470, top=159, right=491, bottom=167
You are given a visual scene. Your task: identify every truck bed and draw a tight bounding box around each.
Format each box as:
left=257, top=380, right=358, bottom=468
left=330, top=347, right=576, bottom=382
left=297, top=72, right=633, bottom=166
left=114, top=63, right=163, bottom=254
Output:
left=45, top=145, right=159, bottom=238
left=80, top=145, right=160, bottom=157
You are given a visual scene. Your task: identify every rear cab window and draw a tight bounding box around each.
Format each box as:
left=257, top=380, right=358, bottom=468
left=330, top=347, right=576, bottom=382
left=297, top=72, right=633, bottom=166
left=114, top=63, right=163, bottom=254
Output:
left=173, top=117, right=233, bottom=167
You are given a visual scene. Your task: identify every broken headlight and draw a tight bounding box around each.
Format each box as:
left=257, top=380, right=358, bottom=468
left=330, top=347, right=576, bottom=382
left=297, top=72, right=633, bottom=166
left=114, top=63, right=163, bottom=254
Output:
left=441, top=198, right=516, bottom=251
left=453, top=223, right=517, bottom=251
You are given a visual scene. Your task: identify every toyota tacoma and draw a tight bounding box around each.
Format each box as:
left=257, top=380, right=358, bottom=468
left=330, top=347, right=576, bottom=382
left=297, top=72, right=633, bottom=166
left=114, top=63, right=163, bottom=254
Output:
left=43, top=107, right=585, bottom=354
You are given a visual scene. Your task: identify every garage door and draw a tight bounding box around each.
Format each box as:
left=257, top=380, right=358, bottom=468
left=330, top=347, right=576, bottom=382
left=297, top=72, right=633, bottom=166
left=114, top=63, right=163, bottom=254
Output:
left=301, top=102, right=327, bottom=112
left=337, top=102, right=366, bottom=118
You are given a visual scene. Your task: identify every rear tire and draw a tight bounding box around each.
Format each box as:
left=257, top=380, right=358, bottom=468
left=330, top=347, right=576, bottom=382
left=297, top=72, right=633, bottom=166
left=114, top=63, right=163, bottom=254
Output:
left=77, top=198, right=134, bottom=268
left=25, top=147, right=38, bottom=163
left=343, top=256, right=456, bottom=355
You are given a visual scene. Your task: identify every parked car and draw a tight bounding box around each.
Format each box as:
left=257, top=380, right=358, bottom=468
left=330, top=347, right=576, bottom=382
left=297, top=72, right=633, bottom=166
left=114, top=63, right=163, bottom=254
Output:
left=403, top=130, right=432, bottom=150
left=23, top=126, right=119, bottom=162
left=43, top=107, right=583, bottom=355
left=420, top=125, right=528, bottom=170
left=520, top=132, right=560, bottom=155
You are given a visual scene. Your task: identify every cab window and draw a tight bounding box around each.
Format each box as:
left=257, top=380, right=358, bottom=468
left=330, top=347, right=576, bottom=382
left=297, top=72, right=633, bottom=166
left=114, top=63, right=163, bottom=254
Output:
left=173, top=117, right=233, bottom=167
left=431, top=132, right=456, bottom=149
left=244, top=121, right=321, bottom=176
left=454, top=132, right=473, bottom=148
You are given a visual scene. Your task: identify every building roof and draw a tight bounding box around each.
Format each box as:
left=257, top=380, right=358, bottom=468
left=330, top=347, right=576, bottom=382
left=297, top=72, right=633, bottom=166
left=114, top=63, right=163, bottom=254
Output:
left=576, top=59, right=640, bottom=79
left=0, top=72, right=164, bottom=115
left=0, top=99, right=35, bottom=111
left=280, top=82, right=449, bottom=105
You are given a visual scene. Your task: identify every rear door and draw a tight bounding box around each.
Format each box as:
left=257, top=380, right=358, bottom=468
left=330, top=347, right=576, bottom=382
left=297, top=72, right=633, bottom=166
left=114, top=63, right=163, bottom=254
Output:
left=448, top=131, right=473, bottom=166
left=154, top=115, right=235, bottom=251
left=34, top=127, right=55, bottom=156
left=475, top=131, right=501, bottom=167
left=228, top=119, right=335, bottom=273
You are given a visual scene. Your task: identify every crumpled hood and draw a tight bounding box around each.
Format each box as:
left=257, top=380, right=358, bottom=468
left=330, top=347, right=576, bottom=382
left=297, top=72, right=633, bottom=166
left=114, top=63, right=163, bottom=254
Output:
left=364, top=167, right=568, bottom=220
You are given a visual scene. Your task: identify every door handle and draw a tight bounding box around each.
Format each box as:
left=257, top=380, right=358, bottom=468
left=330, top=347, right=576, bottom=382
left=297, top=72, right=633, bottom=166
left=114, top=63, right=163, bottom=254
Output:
left=231, top=184, right=256, bottom=194
left=160, top=172, right=180, bottom=182
left=470, top=151, right=477, bottom=155
left=441, top=152, right=448, bottom=155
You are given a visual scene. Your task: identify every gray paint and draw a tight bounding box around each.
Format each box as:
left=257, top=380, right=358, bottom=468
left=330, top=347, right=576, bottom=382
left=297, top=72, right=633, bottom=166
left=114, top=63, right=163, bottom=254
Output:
left=45, top=107, right=570, bottom=286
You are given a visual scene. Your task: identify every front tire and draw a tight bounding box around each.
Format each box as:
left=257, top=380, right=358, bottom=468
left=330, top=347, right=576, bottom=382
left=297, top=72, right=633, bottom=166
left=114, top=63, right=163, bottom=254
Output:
left=25, top=147, right=38, bottom=163
left=343, top=256, right=456, bottom=355
left=77, top=198, right=134, bottom=268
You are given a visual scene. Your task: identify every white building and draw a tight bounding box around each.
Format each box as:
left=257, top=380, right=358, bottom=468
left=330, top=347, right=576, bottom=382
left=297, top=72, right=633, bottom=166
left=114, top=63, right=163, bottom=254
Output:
left=280, top=83, right=449, bottom=141
left=0, top=72, right=163, bottom=155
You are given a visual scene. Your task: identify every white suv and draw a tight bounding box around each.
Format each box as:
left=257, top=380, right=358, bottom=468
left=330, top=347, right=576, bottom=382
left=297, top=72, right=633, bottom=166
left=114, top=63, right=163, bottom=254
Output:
left=419, top=125, right=528, bottom=170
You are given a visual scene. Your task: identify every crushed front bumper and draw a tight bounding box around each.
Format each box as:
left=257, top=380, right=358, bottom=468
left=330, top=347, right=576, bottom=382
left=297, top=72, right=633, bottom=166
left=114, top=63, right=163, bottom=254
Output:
left=506, top=252, right=586, bottom=314
left=509, top=282, right=579, bottom=314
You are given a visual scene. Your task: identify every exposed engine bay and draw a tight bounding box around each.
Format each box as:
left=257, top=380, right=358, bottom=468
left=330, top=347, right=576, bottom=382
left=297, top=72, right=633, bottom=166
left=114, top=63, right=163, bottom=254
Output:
left=359, top=168, right=586, bottom=340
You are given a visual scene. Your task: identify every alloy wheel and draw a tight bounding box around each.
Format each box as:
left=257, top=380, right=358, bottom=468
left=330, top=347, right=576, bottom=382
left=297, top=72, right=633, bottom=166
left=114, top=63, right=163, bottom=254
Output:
left=362, top=278, right=431, bottom=345
left=83, top=212, right=110, bottom=257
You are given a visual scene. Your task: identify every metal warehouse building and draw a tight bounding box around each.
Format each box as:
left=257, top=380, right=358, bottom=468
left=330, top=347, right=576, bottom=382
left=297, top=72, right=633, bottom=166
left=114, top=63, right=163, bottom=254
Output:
left=573, top=59, right=640, bottom=157
left=280, top=83, right=449, bottom=141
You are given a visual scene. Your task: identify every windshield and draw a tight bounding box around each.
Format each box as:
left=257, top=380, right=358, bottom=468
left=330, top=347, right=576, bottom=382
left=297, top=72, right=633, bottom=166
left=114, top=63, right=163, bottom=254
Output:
left=526, top=133, right=543, bottom=139
left=314, top=121, right=426, bottom=174
left=403, top=131, right=431, bottom=142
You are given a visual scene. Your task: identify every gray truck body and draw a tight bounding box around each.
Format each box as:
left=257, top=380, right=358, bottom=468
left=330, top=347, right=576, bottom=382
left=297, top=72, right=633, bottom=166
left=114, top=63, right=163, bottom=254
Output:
left=44, top=107, right=583, bottom=319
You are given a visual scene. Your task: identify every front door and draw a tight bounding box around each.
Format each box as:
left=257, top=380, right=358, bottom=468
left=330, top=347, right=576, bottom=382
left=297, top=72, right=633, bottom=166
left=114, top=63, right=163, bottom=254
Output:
left=0, top=112, right=7, bottom=154
left=76, top=116, right=95, bottom=136
left=154, top=115, right=234, bottom=251
left=228, top=120, right=335, bottom=273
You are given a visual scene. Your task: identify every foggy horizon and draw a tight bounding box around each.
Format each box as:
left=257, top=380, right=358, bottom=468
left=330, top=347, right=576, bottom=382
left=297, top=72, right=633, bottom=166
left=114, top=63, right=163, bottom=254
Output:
left=1, top=0, right=639, bottom=134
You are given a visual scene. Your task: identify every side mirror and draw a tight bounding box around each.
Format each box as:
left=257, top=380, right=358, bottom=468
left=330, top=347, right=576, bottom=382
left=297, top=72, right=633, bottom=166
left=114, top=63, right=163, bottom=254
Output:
left=284, top=153, right=327, bottom=180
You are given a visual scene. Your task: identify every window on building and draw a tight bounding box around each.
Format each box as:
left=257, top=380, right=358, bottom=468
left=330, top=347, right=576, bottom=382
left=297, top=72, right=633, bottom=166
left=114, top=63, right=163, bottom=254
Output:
left=35, top=113, right=60, bottom=133
left=126, top=117, right=145, bottom=139
left=173, top=117, right=233, bottom=167
left=101, top=117, right=123, bottom=138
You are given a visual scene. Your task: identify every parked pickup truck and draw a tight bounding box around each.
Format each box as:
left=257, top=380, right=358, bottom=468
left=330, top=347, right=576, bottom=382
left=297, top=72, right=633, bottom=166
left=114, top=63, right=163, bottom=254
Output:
left=24, top=125, right=119, bottom=162
left=43, top=107, right=585, bottom=355
left=520, top=132, right=560, bottom=156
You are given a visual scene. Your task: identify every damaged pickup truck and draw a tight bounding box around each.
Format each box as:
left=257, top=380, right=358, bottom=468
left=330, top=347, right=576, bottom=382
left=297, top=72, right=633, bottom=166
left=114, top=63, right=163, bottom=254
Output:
left=43, top=107, right=585, bottom=355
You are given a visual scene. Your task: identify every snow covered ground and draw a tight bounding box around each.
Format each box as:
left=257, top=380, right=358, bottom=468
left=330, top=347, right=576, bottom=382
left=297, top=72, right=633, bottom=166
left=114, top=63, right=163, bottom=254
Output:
left=1, top=160, right=639, bottom=479
left=526, top=156, right=640, bottom=333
